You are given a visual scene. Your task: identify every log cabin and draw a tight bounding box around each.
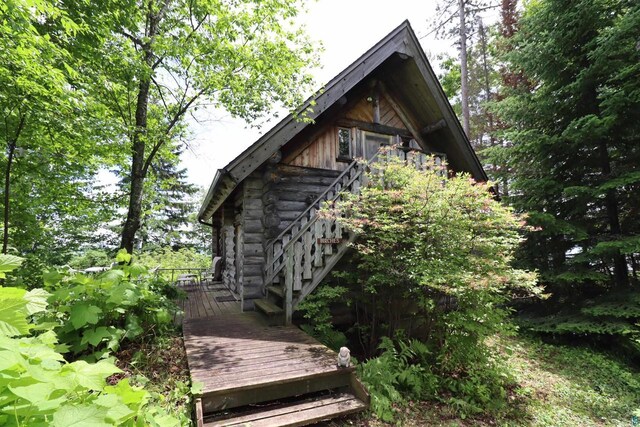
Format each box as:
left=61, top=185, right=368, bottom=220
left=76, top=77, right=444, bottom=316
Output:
left=197, top=20, right=487, bottom=326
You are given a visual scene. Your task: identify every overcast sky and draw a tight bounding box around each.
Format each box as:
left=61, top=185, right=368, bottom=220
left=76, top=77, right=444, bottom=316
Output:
left=181, top=0, right=490, bottom=189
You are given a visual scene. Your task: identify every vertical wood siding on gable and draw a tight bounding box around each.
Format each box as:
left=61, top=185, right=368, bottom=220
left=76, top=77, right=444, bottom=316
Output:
left=285, top=93, right=408, bottom=170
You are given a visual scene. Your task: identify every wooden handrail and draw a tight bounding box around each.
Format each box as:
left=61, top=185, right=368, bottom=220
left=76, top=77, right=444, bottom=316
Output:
left=266, top=158, right=360, bottom=248
left=264, top=161, right=368, bottom=287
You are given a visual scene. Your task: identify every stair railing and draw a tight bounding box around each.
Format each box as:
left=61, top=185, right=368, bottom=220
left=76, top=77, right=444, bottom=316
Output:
left=264, top=146, right=430, bottom=324
left=264, top=158, right=365, bottom=287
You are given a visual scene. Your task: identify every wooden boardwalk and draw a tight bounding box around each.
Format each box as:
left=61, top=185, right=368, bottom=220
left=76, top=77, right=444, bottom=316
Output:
left=180, top=282, right=367, bottom=426
left=177, top=281, right=241, bottom=320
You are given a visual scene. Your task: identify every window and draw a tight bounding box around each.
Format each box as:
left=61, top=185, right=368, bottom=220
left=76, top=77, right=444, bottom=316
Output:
left=337, top=127, right=352, bottom=160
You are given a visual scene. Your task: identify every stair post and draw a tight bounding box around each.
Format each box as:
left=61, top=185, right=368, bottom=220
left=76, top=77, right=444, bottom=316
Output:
left=284, top=245, right=294, bottom=325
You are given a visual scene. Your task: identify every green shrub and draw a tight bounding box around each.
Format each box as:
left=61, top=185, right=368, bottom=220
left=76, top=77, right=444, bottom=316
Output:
left=40, top=250, right=180, bottom=360
left=324, top=155, right=543, bottom=418
left=0, top=254, right=182, bottom=426
left=358, top=335, right=438, bottom=422
left=297, top=283, right=349, bottom=352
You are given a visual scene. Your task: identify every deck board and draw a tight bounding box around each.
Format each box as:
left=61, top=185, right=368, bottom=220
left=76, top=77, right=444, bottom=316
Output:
left=180, top=281, right=357, bottom=419
left=183, top=308, right=344, bottom=399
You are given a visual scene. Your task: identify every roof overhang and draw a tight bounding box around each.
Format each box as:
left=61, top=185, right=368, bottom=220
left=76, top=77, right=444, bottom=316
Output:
left=198, top=20, right=487, bottom=222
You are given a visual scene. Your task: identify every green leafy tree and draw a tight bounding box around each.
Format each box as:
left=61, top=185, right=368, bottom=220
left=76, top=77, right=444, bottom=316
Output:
left=495, top=0, right=639, bottom=292
left=57, top=0, right=318, bottom=253
left=0, top=254, right=183, bottom=425
left=1, top=1, right=121, bottom=283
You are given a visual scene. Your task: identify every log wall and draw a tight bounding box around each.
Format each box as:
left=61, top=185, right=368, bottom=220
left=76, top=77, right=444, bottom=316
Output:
left=239, top=170, right=265, bottom=308
left=267, top=165, right=341, bottom=237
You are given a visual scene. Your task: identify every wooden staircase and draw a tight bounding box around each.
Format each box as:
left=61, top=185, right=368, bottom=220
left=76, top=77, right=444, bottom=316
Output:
left=187, top=313, right=369, bottom=427
left=256, top=158, right=368, bottom=325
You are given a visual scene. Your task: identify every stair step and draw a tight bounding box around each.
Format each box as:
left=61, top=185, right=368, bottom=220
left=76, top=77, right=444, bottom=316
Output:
left=254, top=299, right=283, bottom=316
left=267, top=285, right=285, bottom=299
left=201, top=367, right=354, bottom=412
left=203, top=391, right=366, bottom=427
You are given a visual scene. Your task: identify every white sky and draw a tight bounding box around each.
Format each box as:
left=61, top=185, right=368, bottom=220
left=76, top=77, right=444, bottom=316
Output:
left=180, top=0, right=491, bottom=189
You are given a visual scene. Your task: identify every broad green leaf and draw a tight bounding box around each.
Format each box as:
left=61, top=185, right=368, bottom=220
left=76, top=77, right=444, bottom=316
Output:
left=69, top=303, right=102, bottom=329
left=43, top=270, right=64, bottom=287
left=81, top=326, right=115, bottom=347
left=115, top=249, right=131, bottom=264
left=8, top=381, right=55, bottom=405
left=24, top=289, right=50, bottom=315
left=62, top=360, right=120, bottom=391
left=104, top=378, right=148, bottom=407
left=0, top=350, right=25, bottom=371
left=0, top=255, right=23, bottom=278
left=0, top=290, right=30, bottom=337
left=95, top=394, right=135, bottom=423
left=52, top=404, right=111, bottom=427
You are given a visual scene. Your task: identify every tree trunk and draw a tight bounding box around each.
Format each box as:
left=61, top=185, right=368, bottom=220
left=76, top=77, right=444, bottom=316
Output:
left=2, top=114, right=25, bottom=254
left=119, top=3, right=164, bottom=254
left=120, top=76, right=151, bottom=254
left=3, top=142, right=16, bottom=254
left=458, top=0, right=470, bottom=136
left=598, top=138, right=629, bottom=287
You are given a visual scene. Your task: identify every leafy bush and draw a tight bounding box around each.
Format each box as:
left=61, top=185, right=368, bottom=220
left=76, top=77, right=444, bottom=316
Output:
left=0, top=254, right=182, bottom=426
left=40, top=250, right=180, bottom=360
left=358, top=335, right=437, bottom=422
left=297, top=283, right=349, bottom=352
left=324, top=155, right=543, bottom=418
left=136, top=247, right=210, bottom=275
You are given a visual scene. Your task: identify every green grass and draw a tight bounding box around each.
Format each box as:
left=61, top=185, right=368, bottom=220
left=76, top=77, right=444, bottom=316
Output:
left=328, top=334, right=640, bottom=426
left=499, top=335, right=640, bottom=426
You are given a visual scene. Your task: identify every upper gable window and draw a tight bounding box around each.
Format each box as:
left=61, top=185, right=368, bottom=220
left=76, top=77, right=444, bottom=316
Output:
left=337, top=127, right=351, bottom=160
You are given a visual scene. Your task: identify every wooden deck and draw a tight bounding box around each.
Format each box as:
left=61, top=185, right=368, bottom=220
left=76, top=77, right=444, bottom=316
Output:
left=177, top=281, right=241, bottom=320
left=180, top=282, right=367, bottom=426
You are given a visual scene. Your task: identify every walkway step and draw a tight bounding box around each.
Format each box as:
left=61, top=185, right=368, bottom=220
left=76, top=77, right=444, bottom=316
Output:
left=266, top=285, right=285, bottom=299
left=254, top=299, right=284, bottom=324
left=203, top=392, right=366, bottom=427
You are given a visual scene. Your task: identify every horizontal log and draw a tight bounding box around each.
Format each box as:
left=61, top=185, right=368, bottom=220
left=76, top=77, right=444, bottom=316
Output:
left=275, top=191, right=318, bottom=203
left=244, top=256, right=265, bottom=265
left=243, top=233, right=263, bottom=244
left=276, top=183, right=329, bottom=194
left=275, top=201, right=308, bottom=212
left=243, top=243, right=264, bottom=256
left=277, top=175, right=339, bottom=186
left=276, top=164, right=341, bottom=178
left=244, top=219, right=263, bottom=233
left=242, top=265, right=264, bottom=277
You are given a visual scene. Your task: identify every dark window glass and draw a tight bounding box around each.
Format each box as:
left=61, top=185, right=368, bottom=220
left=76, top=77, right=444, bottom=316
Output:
left=338, top=128, right=351, bottom=157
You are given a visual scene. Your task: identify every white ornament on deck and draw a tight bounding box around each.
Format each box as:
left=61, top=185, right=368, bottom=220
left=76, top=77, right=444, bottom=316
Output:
left=337, top=346, right=351, bottom=368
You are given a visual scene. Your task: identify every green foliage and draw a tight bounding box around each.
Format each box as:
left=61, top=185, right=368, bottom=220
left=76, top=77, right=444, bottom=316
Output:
left=68, top=250, right=112, bottom=270
left=358, top=335, right=437, bottom=422
left=39, top=252, right=179, bottom=360
left=502, top=335, right=640, bottom=426
left=325, top=157, right=541, bottom=418
left=494, top=0, right=640, bottom=296
left=0, top=254, right=182, bottom=426
left=521, top=289, right=640, bottom=357
left=297, top=283, right=349, bottom=352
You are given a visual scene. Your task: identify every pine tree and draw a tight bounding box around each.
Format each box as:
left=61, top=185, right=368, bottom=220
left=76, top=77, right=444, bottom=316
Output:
left=496, top=0, right=640, bottom=296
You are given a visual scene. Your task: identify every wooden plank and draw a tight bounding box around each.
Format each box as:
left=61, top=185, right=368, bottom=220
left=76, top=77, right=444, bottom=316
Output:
left=195, top=398, right=204, bottom=427
left=200, top=370, right=352, bottom=414
left=303, top=230, right=312, bottom=280
left=193, top=354, right=337, bottom=379
left=201, top=365, right=352, bottom=393
left=204, top=393, right=363, bottom=427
